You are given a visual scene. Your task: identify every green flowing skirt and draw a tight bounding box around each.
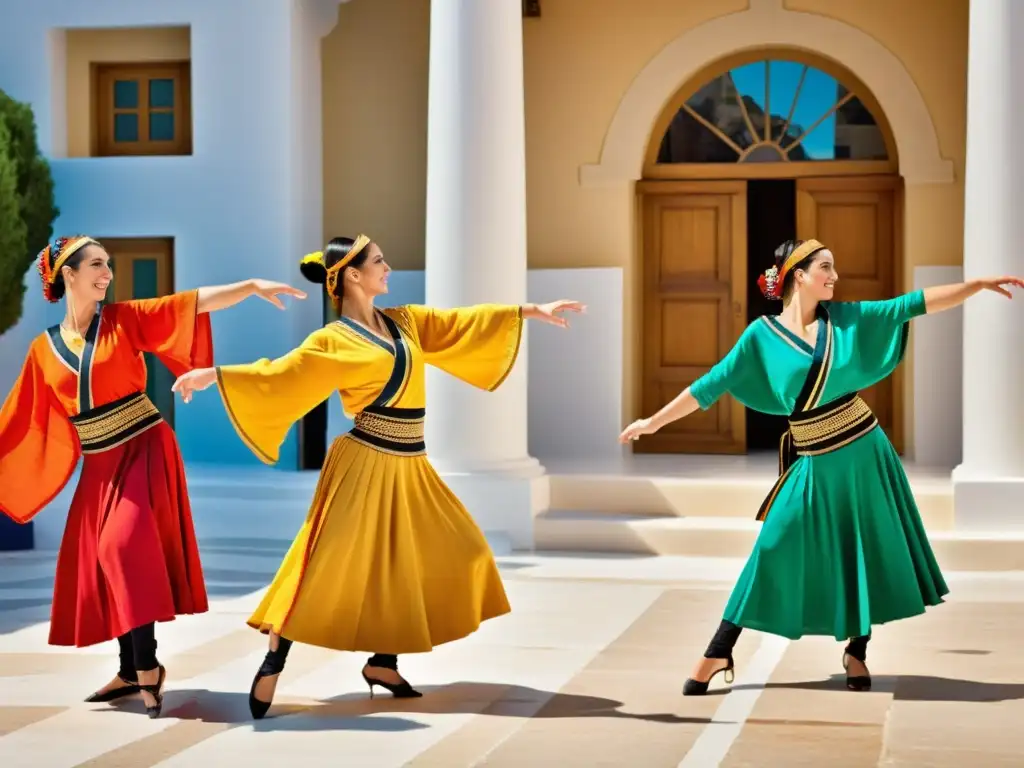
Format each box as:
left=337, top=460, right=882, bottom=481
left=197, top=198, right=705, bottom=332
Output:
left=723, top=426, right=948, bottom=640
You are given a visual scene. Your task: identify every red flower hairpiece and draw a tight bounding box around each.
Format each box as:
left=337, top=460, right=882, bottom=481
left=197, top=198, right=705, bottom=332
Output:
left=36, top=245, right=59, bottom=303
left=37, top=237, right=74, bottom=303
left=758, top=265, right=783, bottom=300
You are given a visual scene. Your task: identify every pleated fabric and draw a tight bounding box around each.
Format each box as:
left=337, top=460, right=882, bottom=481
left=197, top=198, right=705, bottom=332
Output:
left=247, top=434, right=510, bottom=653
left=722, top=427, right=947, bottom=640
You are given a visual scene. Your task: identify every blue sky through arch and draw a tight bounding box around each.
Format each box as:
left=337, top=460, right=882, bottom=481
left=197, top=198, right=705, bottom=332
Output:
left=729, top=60, right=842, bottom=159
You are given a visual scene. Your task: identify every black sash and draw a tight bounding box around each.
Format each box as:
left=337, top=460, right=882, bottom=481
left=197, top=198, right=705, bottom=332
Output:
left=69, top=391, right=164, bottom=454
left=336, top=310, right=412, bottom=408
left=756, top=307, right=834, bottom=522
left=349, top=406, right=426, bottom=456
left=46, top=309, right=103, bottom=412
left=370, top=313, right=411, bottom=408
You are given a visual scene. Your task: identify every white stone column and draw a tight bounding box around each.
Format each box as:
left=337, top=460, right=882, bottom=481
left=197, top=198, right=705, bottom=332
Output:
left=952, top=0, right=1024, bottom=530
left=424, top=0, right=547, bottom=551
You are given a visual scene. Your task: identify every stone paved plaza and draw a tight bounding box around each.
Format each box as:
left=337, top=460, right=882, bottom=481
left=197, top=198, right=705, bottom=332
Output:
left=2, top=543, right=1024, bottom=767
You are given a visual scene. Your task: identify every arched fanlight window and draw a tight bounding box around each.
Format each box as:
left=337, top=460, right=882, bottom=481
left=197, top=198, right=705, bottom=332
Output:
left=656, top=59, right=888, bottom=164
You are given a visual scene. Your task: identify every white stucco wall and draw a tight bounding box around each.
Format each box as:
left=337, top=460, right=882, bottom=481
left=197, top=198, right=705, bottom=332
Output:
left=0, top=0, right=963, bottom=480
left=0, top=0, right=340, bottom=467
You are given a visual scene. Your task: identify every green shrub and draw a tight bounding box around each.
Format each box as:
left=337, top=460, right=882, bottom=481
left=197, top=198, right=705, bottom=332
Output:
left=0, top=91, right=59, bottom=335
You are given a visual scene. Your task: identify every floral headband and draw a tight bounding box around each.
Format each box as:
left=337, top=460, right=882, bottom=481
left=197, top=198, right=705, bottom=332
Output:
left=36, top=236, right=100, bottom=303
left=300, top=234, right=371, bottom=298
left=757, top=239, right=827, bottom=300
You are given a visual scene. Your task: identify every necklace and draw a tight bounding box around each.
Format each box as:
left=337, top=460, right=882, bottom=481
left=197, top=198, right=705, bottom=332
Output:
left=60, top=322, right=85, bottom=352
left=62, top=293, right=87, bottom=349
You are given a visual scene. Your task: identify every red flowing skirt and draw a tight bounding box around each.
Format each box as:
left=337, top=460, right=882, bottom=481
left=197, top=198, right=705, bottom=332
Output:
left=48, top=422, right=208, bottom=647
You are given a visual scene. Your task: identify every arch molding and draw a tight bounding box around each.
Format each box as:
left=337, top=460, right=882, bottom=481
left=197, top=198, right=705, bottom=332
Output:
left=580, top=0, right=953, bottom=186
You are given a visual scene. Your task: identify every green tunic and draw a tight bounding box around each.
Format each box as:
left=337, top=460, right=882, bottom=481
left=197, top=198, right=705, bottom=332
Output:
left=690, top=290, right=948, bottom=640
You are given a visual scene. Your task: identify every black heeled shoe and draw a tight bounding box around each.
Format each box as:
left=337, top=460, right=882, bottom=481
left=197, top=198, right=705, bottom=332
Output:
left=85, top=673, right=140, bottom=703
left=682, top=656, right=735, bottom=696
left=362, top=663, right=422, bottom=699
left=138, top=665, right=166, bottom=718
left=842, top=648, right=871, bottom=692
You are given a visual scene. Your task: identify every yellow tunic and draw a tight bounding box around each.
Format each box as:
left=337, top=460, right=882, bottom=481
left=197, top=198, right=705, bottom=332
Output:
left=216, top=303, right=523, bottom=653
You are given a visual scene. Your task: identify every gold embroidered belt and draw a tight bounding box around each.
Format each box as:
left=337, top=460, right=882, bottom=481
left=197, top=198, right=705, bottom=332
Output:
left=788, top=394, right=878, bottom=457
left=69, top=391, right=164, bottom=454
left=757, top=393, right=878, bottom=522
left=348, top=406, right=426, bottom=456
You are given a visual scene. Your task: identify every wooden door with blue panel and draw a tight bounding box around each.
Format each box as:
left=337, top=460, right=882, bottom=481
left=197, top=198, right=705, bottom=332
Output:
left=103, top=238, right=176, bottom=426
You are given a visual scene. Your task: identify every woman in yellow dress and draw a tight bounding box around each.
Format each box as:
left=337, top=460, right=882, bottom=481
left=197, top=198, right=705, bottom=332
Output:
left=171, top=234, right=584, bottom=718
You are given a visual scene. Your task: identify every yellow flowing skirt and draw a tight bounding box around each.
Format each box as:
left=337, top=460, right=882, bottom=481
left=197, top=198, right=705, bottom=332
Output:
left=247, top=434, right=511, bottom=653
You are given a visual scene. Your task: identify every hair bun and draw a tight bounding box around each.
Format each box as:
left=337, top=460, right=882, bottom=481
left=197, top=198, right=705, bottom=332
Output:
left=299, top=251, right=328, bottom=285
left=772, top=239, right=798, bottom=268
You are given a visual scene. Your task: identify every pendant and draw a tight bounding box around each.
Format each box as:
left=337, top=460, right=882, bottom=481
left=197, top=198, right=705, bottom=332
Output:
left=61, top=325, right=84, bottom=351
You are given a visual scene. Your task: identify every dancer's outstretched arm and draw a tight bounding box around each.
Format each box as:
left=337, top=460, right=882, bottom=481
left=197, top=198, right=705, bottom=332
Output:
left=196, top=279, right=306, bottom=314
left=922, top=276, right=1023, bottom=314
left=618, top=388, right=700, bottom=444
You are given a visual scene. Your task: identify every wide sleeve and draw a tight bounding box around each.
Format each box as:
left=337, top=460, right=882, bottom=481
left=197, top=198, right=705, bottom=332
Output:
left=216, top=333, right=350, bottom=465
left=831, top=290, right=927, bottom=386
left=117, top=290, right=214, bottom=377
left=401, top=304, right=523, bottom=391
left=689, top=324, right=759, bottom=411
left=0, top=346, right=81, bottom=524
left=851, top=290, right=928, bottom=329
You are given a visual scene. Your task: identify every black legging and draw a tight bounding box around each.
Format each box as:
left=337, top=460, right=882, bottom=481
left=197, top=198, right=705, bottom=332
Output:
left=260, top=637, right=398, bottom=676
left=115, top=622, right=159, bottom=682
left=704, top=619, right=871, bottom=660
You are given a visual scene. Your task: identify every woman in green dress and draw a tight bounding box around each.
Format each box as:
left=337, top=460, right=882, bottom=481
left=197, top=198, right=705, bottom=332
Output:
left=619, top=238, right=1023, bottom=694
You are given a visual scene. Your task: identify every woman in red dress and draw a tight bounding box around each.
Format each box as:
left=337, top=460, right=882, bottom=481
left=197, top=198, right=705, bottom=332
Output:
left=0, top=235, right=304, bottom=717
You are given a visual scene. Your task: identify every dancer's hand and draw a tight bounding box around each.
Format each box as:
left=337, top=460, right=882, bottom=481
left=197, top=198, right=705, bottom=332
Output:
left=618, top=417, right=657, bottom=444
left=977, top=276, right=1024, bottom=299
left=524, top=300, right=586, bottom=328
left=924, top=276, right=1024, bottom=314
left=172, top=368, right=218, bottom=404
left=252, top=279, right=307, bottom=309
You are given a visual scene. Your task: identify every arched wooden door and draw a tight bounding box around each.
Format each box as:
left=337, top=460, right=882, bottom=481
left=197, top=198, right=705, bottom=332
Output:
left=637, top=52, right=902, bottom=454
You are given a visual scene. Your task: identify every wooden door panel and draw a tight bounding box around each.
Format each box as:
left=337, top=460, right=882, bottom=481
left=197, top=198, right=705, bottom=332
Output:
left=796, top=175, right=902, bottom=451
left=639, top=181, right=747, bottom=454
left=101, top=237, right=176, bottom=426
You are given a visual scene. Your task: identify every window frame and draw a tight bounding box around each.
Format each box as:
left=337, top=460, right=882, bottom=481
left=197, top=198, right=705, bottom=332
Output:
left=93, top=61, right=192, bottom=157
left=642, top=49, right=898, bottom=180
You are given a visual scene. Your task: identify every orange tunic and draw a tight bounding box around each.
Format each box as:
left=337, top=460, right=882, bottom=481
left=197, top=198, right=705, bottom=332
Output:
left=0, top=291, right=213, bottom=646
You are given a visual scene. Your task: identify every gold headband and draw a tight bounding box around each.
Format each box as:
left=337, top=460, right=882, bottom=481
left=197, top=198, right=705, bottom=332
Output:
left=300, top=234, right=371, bottom=298
left=779, top=239, right=826, bottom=284
left=51, top=237, right=100, bottom=282
left=757, top=239, right=828, bottom=300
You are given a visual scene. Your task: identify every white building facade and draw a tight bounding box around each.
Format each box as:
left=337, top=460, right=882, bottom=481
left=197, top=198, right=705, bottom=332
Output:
left=0, top=0, right=1019, bottom=552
